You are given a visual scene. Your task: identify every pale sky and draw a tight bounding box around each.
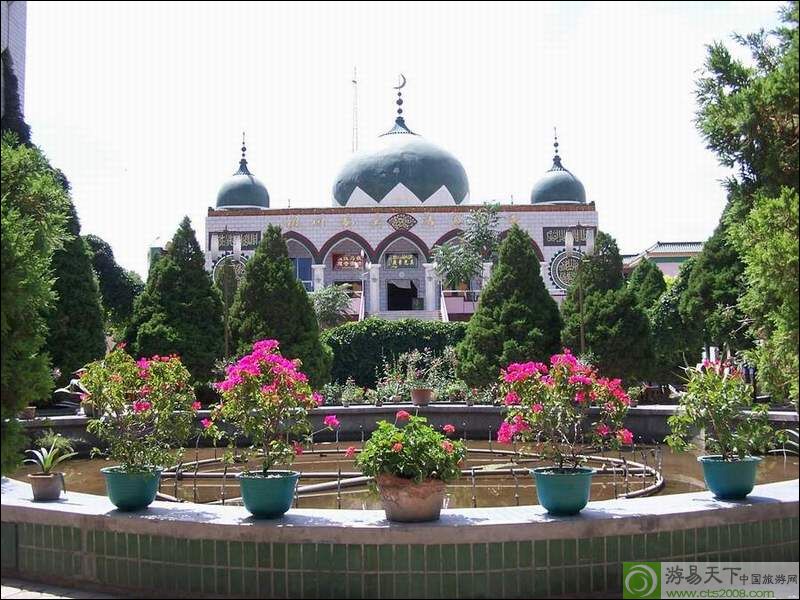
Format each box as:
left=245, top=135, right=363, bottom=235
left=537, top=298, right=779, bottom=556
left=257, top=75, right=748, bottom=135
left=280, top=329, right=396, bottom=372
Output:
left=24, top=1, right=784, bottom=278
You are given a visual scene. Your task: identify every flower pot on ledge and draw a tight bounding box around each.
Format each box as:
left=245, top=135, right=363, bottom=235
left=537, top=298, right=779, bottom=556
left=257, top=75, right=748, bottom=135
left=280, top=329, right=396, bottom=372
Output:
left=376, top=473, right=445, bottom=522
left=28, top=472, right=65, bottom=501
left=531, top=466, right=595, bottom=515
left=698, top=455, right=761, bottom=500
left=238, top=470, right=300, bottom=518
left=410, top=387, right=434, bottom=406
left=101, top=466, right=162, bottom=511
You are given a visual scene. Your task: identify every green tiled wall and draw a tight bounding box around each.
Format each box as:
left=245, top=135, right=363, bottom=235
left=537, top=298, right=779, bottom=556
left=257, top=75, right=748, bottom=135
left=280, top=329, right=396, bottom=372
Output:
left=2, top=518, right=798, bottom=598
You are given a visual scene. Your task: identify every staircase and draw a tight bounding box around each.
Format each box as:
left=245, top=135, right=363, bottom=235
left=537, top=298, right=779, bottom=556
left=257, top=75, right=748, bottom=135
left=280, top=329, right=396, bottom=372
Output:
left=373, top=310, right=441, bottom=321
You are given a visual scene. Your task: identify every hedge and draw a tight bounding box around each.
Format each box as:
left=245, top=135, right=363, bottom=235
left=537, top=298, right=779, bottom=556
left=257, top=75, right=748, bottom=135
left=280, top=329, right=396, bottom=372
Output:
left=321, top=318, right=468, bottom=387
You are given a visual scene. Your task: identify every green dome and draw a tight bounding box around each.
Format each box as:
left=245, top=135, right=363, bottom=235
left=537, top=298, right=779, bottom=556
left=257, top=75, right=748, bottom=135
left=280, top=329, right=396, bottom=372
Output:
left=216, top=158, right=269, bottom=209
left=333, top=117, right=469, bottom=206
left=531, top=155, right=586, bottom=205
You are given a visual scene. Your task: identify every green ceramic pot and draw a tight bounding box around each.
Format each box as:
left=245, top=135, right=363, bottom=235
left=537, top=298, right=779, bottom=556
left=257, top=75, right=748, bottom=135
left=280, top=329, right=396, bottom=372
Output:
left=101, top=466, right=162, bottom=511
left=698, top=455, right=762, bottom=500
left=238, top=471, right=300, bottom=518
left=531, top=466, right=595, bottom=515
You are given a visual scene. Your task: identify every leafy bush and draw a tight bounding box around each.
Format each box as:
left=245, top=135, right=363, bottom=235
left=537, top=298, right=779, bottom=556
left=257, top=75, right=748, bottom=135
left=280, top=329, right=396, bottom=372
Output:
left=309, top=283, right=353, bottom=329
left=321, top=318, right=467, bottom=387
left=83, top=347, right=198, bottom=471
left=206, top=340, right=328, bottom=473
left=665, top=360, right=773, bottom=460
left=496, top=349, right=633, bottom=470
left=356, top=413, right=466, bottom=483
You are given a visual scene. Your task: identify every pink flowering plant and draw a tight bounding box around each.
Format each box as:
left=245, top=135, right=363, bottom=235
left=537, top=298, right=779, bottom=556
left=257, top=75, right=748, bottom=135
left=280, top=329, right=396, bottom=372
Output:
left=204, top=340, right=334, bottom=475
left=665, top=360, right=773, bottom=461
left=82, top=347, right=197, bottom=471
left=356, top=412, right=466, bottom=483
left=497, top=349, right=633, bottom=470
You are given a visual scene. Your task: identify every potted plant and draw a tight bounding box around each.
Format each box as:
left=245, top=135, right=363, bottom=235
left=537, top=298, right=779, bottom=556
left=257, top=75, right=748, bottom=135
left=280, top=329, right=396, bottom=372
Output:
left=665, top=360, right=773, bottom=500
left=24, top=435, right=77, bottom=501
left=356, top=412, right=465, bottom=522
left=497, top=349, right=632, bottom=515
left=205, top=339, right=333, bottom=518
left=82, top=347, right=198, bottom=511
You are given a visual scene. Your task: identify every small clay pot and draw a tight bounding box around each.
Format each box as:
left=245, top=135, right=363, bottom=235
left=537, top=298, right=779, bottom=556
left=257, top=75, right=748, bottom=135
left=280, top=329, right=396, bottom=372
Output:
left=28, top=473, right=65, bottom=501
left=19, top=406, right=36, bottom=420
left=410, top=388, right=434, bottom=406
left=376, top=474, right=445, bottom=522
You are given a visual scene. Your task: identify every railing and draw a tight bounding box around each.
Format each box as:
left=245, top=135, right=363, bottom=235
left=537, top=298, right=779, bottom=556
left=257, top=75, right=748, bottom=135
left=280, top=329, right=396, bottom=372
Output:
left=440, top=291, right=449, bottom=322
left=441, top=290, right=481, bottom=315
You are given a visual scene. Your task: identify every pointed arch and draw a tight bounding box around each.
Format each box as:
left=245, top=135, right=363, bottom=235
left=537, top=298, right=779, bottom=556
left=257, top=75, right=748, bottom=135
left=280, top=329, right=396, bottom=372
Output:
left=318, top=230, right=376, bottom=263
left=282, top=231, right=320, bottom=263
left=432, top=228, right=465, bottom=248
left=374, top=230, right=432, bottom=262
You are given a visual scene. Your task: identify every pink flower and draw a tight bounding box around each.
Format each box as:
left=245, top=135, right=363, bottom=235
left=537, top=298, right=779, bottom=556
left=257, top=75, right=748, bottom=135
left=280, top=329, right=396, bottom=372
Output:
left=345, top=446, right=357, bottom=458
left=504, top=391, right=520, bottom=406
left=132, top=400, right=151, bottom=413
left=313, top=392, right=324, bottom=406
left=511, top=413, right=530, bottom=433
left=441, top=440, right=455, bottom=454
left=324, top=415, right=340, bottom=429
left=497, top=421, right=515, bottom=444
left=201, top=418, right=213, bottom=429
left=136, top=358, right=150, bottom=370
left=138, top=385, right=151, bottom=397
left=596, top=423, right=611, bottom=437
left=191, top=401, right=202, bottom=411
left=253, top=339, right=280, bottom=353
left=293, top=441, right=304, bottom=455
left=532, top=403, right=543, bottom=413
left=617, top=428, right=634, bottom=445
left=443, top=424, right=456, bottom=435
left=396, top=410, right=411, bottom=421
left=574, top=390, right=587, bottom=404
left=392, top=442, right=404, bottom=453
left=568, top=375, right=593, bottom=386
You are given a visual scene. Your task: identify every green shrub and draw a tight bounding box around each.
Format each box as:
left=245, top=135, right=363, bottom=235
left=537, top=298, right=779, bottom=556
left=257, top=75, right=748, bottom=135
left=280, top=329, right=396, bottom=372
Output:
left=321, top=318, right=468, bottom=388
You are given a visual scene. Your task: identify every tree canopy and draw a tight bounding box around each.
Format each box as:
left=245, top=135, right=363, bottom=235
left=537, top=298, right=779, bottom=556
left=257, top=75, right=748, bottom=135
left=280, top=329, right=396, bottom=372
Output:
left=125, top=217, right=224, bottom=383
left=627, top=258, right=667, bottom=311
left=228, top=225, right=331, bottom=387
left=457, top=225, right=561, bottom=387
left=1, top=133, right=69, bottom=471
left=46, top=202, right=107, bottom=386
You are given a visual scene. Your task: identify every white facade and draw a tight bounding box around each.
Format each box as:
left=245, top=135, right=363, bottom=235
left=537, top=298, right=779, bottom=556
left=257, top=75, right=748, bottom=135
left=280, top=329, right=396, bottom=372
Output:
left=204, top=203, right=598, bottom=318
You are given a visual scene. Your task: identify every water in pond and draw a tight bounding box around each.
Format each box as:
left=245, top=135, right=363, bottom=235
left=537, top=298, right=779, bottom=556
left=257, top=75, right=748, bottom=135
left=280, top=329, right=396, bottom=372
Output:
left=12, top=442, right=798, bottom=509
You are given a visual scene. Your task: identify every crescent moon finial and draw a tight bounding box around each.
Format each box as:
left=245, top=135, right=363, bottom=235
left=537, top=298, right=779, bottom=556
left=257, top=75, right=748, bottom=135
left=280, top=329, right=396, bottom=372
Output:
left=394, top=73, right=406, bottom=90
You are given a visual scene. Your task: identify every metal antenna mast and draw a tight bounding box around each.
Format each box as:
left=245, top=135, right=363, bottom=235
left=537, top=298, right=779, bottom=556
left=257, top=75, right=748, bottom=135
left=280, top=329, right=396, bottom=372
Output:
left=351, top=67, right=359, bottom=152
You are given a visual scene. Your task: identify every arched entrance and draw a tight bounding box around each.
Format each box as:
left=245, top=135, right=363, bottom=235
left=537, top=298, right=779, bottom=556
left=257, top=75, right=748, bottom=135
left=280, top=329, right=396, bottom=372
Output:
left=378, top=236, right=427, bottom=312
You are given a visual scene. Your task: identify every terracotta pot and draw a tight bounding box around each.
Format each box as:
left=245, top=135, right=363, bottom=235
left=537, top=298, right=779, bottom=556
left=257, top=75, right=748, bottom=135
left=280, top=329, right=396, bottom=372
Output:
left=28, top=473, right=65, bottom=501
left=390, top=394, right=403, bottom=404
left=410, top=388, right=434, bottom=406
left=376, top=474, right=445, bottom=522
left=19, top=406, right=36, bottom=420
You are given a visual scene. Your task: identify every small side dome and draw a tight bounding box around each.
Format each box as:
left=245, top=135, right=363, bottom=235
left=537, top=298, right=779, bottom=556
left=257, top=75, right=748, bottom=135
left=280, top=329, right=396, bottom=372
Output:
left=531, top=135, right=586, bottom=204
left=216, top=136, right=269, bottom=209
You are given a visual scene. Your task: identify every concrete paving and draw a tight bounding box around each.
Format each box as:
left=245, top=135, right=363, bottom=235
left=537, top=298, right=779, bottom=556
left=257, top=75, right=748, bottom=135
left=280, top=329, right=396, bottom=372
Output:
left=0, top=578, right=121, bottom=599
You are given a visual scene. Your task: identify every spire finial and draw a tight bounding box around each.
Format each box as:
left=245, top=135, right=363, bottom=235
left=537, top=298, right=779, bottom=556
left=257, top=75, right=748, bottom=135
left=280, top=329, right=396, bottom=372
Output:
left=394, top=73, right=407, bottom=124
left=235, top=132, right=252, bottom=176
left=553, top=127, right=559, bottom=156
left=550, top=126, right=563, bottom=170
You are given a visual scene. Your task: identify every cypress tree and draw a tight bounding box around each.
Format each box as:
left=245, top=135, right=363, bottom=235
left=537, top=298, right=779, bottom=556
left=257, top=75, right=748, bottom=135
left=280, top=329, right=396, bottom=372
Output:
left=125, top=217, right=224, bottom=382
left=1, top=133, right=69, bottom=471
left=456, top=225, right=561, bottom=387
left=85, top=234, right=144, bottom=333
left=228, top=225, right=331, bottom=387
left=627, top=257, right=667, bottom=311
left=46, top=202, right=107, bottom=385
left=561, top=230, right=654, bottom=383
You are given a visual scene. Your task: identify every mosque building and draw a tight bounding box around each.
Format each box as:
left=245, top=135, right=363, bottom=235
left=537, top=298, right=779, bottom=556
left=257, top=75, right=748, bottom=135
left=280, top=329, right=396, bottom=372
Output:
left=204, top=78, right=597, bottom=321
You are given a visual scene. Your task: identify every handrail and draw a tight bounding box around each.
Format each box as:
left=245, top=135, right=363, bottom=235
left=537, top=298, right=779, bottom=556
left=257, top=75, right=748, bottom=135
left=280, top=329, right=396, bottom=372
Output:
left=440, top=291, right=449, bottom=322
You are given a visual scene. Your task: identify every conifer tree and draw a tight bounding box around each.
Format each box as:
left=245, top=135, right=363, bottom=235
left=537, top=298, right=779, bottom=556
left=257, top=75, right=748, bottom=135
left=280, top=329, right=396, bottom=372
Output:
left=561, top=230, right=654, bottom=383
left=456, top=225, right=561, bottom=387
left=85, top=234, right=144, bottom=333
left=1, top=133, right=69, bottom=471
left=126, top=217, right=224, bottom=382
left=46, top=202, right=107, bottom=385
left=228, top=225, right=331, bottom=387
left=627, top=257, right=667, bottom=311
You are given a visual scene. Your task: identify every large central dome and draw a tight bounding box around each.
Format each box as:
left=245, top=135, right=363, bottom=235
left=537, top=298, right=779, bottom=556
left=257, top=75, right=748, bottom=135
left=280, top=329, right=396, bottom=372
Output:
left=332, top=86, right=469, bottom=207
